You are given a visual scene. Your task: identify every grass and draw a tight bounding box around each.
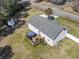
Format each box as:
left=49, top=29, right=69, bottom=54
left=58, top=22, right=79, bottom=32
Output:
left=0, top=8, right=79, bottom=59
left=57, top=17, right=79, bottom=38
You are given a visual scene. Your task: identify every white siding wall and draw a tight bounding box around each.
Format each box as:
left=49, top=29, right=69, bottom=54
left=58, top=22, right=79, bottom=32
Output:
left=28, top=23, right=39, bottom=34
left=53, top=30, right=68, bottom=46
left=40, top=32, right=53, bottom=46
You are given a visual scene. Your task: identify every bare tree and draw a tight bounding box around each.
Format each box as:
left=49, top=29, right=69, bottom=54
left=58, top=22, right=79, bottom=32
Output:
left=45, top=8, right=53, bottom=16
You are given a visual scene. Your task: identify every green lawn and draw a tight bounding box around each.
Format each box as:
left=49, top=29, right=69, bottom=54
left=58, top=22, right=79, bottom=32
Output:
left=0, top=8, right=79, bottom=59
left=57, top=17, right=79, bottom=38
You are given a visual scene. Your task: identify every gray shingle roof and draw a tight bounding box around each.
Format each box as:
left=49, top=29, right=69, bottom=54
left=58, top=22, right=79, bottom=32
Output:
left=29, top=16, right=67, bottom=40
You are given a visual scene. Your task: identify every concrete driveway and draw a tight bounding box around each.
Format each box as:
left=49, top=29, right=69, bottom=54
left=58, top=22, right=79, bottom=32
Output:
left=66, top=33, right=79, bottom=44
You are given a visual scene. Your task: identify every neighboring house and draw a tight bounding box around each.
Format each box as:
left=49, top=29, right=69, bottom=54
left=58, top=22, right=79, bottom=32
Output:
left=28, top=15, right=68, bottom=46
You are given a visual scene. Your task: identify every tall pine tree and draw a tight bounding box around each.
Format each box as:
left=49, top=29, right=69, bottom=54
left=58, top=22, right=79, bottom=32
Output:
left=0, top=0, right=20, bottom=19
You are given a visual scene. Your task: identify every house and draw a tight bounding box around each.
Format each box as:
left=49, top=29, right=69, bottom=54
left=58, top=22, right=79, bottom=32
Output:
left=28, top=15, right=68, bottom=46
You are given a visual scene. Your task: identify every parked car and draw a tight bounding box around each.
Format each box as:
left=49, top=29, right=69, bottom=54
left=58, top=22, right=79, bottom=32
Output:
left=47, top=16, right=54, bottom=20
left=26, top=31, right=37, bottom=39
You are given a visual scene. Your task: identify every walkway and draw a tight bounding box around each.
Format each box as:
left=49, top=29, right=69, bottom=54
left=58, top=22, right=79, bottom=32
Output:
left=66, top=33, right=79, bottom=43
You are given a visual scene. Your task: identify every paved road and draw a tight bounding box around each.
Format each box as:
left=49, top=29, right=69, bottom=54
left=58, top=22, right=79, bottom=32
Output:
left=31, top=1, right=79, bottom=23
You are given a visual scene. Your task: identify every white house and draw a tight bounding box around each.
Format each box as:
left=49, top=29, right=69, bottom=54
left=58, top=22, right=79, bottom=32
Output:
left=28, top=15, right=68, bottom=47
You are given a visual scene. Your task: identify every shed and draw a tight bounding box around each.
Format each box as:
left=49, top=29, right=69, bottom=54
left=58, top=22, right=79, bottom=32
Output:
left=28, top=15, right=68, bottom=46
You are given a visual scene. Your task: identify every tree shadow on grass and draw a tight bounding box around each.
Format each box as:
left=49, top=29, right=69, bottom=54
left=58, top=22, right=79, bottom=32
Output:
left=0, top=45, right=14, bottom=59
left=0, top=27, right=14, bottom=37
left=0, top=20, right=25, bottom=41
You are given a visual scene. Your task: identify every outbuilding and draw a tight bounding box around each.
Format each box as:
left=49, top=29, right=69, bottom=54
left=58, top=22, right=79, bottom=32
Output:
left=28, top=15, right=68, bottom=46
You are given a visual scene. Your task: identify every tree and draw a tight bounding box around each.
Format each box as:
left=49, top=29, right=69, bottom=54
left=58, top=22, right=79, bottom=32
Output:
left=73, top=0, right=79, bottom=13
left=0, top=0, right=9, bottom=19
left=0, top=0, right=31, bottom=19
left=0, top=0, right=20, bottom=19
left=5, top=0, right=20, bottom=17
left=0, top=45, right=14, bottom=59
left=45, top=8, right=53, bottom=16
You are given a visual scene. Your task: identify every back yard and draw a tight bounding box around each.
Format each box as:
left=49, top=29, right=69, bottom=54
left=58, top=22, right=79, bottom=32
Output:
left=0, top=8, right=79, bottom=59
